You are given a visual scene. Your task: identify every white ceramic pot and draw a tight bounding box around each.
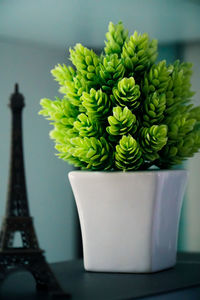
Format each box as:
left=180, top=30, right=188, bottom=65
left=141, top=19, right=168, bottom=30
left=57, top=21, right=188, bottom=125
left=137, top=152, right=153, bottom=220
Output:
left=69, top=170, right=188, bottom=273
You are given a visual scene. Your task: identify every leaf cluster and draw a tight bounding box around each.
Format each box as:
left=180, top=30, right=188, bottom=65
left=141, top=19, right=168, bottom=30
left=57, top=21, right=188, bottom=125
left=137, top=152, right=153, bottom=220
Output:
left=39, top=21, right=200, bottom=171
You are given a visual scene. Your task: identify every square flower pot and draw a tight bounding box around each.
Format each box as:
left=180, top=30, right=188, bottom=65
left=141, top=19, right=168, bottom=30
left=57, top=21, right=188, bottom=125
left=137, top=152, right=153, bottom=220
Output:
left=69, top=170, right=187, bottom=273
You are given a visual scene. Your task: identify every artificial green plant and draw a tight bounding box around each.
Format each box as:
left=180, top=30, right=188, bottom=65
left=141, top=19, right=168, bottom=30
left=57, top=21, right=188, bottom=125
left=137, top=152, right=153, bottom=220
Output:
left=39, top=21, right=200, bottom=171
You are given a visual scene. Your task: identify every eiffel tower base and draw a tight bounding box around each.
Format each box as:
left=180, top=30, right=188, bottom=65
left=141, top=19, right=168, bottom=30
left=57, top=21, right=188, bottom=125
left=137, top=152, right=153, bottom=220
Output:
left=0, top=216, right=70, bottom=298
left=0, top=249, right=70, bottom=298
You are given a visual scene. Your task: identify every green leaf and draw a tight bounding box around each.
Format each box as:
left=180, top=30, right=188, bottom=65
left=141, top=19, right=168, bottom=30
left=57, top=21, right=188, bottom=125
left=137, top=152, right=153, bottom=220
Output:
left=115, top=135, right=143, bottom=170
left=107, top=106, right=137, bottom=136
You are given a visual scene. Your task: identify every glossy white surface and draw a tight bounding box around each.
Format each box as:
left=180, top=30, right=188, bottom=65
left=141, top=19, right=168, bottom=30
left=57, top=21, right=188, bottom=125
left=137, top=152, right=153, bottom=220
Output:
left=69, top=170, right=188, bottom=273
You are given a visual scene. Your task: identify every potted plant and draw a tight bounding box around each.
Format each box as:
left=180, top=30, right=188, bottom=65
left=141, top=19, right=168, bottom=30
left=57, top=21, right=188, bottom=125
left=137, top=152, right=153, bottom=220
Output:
left=39, top=21, right=200, bottom=273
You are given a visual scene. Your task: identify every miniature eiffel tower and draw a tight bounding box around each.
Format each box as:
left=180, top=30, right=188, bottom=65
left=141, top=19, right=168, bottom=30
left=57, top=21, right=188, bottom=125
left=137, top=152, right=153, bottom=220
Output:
left=0, top=84, right=70, bottom=298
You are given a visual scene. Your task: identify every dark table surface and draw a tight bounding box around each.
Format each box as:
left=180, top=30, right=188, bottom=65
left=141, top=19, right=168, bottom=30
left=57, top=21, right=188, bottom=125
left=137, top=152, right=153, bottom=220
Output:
left=0, top=252, right=200, bottom=300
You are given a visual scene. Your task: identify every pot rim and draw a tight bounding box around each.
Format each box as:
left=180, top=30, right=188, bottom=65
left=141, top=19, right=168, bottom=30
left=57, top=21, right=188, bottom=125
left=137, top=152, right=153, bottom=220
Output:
left=69, top=169, right=188, bottom=176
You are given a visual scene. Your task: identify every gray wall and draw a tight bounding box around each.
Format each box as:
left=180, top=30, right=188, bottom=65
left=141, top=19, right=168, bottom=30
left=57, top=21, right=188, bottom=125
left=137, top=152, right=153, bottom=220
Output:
left=0, top=39, right=76, bottom=262
left=181, top=42, right=200, bottom=251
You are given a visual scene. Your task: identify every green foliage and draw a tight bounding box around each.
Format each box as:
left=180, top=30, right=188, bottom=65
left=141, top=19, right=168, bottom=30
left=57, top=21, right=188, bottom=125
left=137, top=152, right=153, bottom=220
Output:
left=158, top=130, right=200, bottom=168
left=104, top=21, right=129, bottom=56
left=139, top=125, right=168, bottom=161
left=81, top=88, right=111, bottom=120
left=112, top=77, right=141, bottom=110
left=142, top=92, right=166, bottom=127
left=39, top=21, right=200, bottom=171
left=121, top=31, right=158, bottom=76
left=73, top=113, right=101, bottom=137
left=70, top=43, right=100, bottom=87
left=190, top=106, right=200, bottom=122
left=39, top=98, right=78, bottom=125
left=51, top=64, right=75, bottom=86
left=107, top=106, right=137, bottom=136
left=165, top=111, right=196, bottom=142
left=115, top=135, right=143, bottom=170
left=165, top=61, right=195, bottom=114
left=142, top=60, right=170, bottom=95
left=69, top=136, right=112, bottom=170
left=99, top=53, right=125, bottom=92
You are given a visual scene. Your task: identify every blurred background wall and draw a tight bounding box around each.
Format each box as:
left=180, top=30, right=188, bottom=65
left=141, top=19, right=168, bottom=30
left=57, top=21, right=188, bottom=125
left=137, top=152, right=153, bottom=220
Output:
left=0, top=0, right=200, bottom=262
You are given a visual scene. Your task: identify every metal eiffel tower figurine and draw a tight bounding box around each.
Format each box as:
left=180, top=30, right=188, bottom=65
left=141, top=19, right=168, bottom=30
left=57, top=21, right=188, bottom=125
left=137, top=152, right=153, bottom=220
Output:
left=0, top=84, right=70, bottom=298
